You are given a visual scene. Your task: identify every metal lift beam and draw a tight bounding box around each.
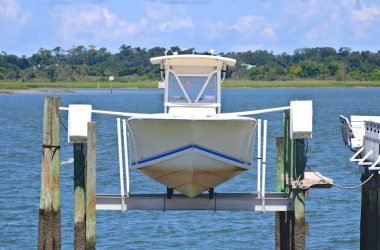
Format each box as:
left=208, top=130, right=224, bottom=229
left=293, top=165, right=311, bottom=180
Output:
left=96, top=192, right=293, bottom=212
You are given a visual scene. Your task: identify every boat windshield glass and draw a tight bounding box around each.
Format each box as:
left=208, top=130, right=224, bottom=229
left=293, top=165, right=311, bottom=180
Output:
left=167, top=71, right=217, bottom=103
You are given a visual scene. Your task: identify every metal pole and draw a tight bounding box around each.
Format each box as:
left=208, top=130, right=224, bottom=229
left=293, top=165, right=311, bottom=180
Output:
left=222, top=106, right=291, bottom=116
left=257, top=119, right=262, bottom=197
left=116, top=118, right=126, bottom=211
left=261, top=120, right=268, bottom=212
left=122, top=119, right=130, bottom=196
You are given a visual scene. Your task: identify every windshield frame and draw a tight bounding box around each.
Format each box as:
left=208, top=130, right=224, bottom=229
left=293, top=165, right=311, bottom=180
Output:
left=165, top=69, right=219, bottom=105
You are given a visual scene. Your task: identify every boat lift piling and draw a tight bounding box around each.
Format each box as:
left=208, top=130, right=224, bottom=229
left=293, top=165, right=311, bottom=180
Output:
left=275, top=112, right=307, bottom=250
left=341, top=116, right=380, bottom=249
left=38, top=96, right=61, bottom=250
left=38, top=97, right=97, bottom=250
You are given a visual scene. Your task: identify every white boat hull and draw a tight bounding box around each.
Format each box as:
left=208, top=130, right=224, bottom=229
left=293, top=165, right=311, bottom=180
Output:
left=128, top=116, right=256, bottom=197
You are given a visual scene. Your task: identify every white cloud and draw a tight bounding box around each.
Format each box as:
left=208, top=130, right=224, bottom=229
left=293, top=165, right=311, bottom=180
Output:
left=145, top=1, right=194, bottom=32
left=351, top=5, right=380, bottom=22
left=225, top=15, right=277, bottom=41
left=229, top=16, right=263, bottom=33
left=0, top=0, right=30, bottom=24
left=158, top=17, right=194, bottom=31
left=280, top=0, right=380, bottom=44
left=304, top=13, right=342, bottom=40
left=260, top=27, right=277, bottom=40
left=55, top=4, right=148, bottom=41
left=146, top=2, right=170, bottom=20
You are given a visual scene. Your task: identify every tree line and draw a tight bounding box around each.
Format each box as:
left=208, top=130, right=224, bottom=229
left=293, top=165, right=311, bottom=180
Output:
left=0, top=45, right=379, bottom=82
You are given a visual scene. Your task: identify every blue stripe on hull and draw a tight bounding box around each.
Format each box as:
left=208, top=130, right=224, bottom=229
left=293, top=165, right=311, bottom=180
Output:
left=132, top=144, right=251, bottom=166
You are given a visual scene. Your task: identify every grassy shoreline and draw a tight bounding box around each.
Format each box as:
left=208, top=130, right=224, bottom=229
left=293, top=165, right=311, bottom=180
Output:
left=1, top=80, right=380, bottom=89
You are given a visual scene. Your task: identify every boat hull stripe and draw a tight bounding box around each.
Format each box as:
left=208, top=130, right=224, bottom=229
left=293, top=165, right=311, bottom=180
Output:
left=132, top=144, right=250, bottom=166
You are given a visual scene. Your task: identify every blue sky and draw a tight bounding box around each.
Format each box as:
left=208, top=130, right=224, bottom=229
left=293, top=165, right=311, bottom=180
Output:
left=1, top=0, right=379, bottom=56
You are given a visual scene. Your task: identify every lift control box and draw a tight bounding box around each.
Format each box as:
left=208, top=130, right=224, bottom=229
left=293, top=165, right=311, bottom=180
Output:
left=290, top=100, right=313, bottom=139
left=68, top=104, right=92, bottom=143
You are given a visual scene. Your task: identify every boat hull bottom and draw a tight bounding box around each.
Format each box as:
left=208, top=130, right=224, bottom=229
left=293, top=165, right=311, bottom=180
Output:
left=136, top=150, right=248, bottom=198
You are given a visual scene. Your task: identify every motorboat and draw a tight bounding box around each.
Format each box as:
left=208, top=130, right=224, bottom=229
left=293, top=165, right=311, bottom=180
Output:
left=127, top=55, right=257, bottom=198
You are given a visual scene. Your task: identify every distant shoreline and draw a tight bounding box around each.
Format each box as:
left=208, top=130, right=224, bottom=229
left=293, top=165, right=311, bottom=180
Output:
left=1, top=80, right=380, bottom=93
left=0, top=89, right=75, bottom=94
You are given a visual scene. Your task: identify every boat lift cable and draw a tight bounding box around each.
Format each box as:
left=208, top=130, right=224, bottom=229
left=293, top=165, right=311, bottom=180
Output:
left=332, top=172, right=375, bottom=189
left=305, top=164, right=375, bottom=189
left=294, top=139, right=374, bottom=190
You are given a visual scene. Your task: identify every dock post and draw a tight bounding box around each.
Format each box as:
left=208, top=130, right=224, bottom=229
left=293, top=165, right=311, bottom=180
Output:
left=293, top=139, right=307, bottom=249
left=360, top=169, right=379, bottom=249
left=86, top=122, right=96, bottom=249
left=74, top=143, right=86, bottom=249
left=275, top=111, right=307, bottom=250
left=275, top=137, right=286, bottom=249
left=38, top=96, right=61, bottom=250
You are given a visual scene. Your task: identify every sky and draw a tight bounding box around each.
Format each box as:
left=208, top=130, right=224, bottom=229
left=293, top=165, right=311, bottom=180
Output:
left=0, top=0, right=379, bottom=56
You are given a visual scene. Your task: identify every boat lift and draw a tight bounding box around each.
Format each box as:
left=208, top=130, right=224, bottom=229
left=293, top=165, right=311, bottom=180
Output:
left=341, top=115, right=380, bottom=172
left=60, top=100, right=332, bottom=212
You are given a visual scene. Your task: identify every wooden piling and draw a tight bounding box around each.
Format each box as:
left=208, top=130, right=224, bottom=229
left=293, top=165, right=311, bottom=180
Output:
left=276, top=137, right=285, bottom=193
left=275, top=137, right=286, bottom=249
left=38, top=96, right=61, bottom=250
left=360, top=170, right=380, bottom=250
left=74, top=143, right=86, bottom=249
left=294, top=139, right=305, bottom=221
left=275, top=112, right=307, bottom=250
left=86, top=122, right=96, bottom=249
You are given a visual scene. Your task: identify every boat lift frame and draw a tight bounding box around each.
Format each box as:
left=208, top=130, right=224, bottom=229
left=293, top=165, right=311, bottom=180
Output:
left=60, top=104, right=319, bottom=212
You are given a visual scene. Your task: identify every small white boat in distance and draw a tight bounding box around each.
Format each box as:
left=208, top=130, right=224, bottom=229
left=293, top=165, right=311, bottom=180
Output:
left=128, top=55, right=257, bottom=198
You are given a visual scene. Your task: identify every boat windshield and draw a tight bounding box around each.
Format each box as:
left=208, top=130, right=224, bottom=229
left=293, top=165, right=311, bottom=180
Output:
left=167, top=71, right=217, bottom=104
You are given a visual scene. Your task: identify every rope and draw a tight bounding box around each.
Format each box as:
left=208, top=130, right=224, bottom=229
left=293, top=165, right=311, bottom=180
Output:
left=58, top=112, right=68, bottom=132
left=333, top=173, right=375, bottom=189
left=306, top=164, right=375, bottom=189
left=295, top=139, right=309, bottom=188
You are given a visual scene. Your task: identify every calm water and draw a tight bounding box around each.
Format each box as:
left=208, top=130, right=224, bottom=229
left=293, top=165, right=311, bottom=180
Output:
left=1, top=87, right=379, bottom=249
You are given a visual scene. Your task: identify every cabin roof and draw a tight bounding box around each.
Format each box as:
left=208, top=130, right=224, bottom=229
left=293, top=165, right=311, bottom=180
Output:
left=150, top=55, right=236, bottom=67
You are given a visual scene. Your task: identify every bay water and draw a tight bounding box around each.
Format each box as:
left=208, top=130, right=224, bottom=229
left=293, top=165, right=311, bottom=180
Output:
left=1, top=87, right=379, bottom=249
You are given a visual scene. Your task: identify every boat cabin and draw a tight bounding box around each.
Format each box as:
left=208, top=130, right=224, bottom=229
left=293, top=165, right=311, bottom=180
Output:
left=150, top=55, right=236, bottom=115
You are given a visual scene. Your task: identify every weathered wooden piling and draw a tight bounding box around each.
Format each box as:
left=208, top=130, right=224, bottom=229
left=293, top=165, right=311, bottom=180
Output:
left=86, top=122, right=97, bottom=249
left=360, top=169, right=380, bottom=250
left=38, top=96, right=61, bottom=250
left=74, top=143, right=86, bottom=249
left=73, top=121, right=97, bottom=250
left=275, top=112, right=307, bottom=250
